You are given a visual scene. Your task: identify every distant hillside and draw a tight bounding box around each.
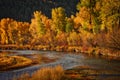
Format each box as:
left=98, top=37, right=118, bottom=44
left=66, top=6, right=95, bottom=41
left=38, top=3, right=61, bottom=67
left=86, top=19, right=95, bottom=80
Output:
left=0, top=0, right=79, bottom=22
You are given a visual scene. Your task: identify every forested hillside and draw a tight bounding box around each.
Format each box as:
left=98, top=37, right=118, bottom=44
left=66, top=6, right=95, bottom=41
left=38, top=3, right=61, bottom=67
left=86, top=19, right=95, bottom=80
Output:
left=0, top=0, right=79, bottom=22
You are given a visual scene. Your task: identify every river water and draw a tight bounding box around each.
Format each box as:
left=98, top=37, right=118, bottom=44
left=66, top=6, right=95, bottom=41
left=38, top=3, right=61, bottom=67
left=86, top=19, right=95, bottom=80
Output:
left=0, top=50, right=120, bottom=80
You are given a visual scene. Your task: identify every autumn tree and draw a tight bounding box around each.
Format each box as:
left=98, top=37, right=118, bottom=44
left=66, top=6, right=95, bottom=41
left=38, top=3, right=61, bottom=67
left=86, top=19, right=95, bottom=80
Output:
left=56, top=32, right=68, bottom=46
left=65, top=18, right=74, bottom=33
left=16, top=22, right=31, bottom=45
left=0, top=18, right=10, bottom=44
left=51, top=7, right=66, bottom=33
left=67, top=31, right=81, bottom=46
left=0, top=18, right=30, bottom=45
left=100, top=0, right=120, bottom=32
left=0, top=18, right=17, bottom=44
left=30, top=11, right=45, bottom=39
left=76, top=0, right=101, bottom=33
left=0, top=25, right=7, bottom=44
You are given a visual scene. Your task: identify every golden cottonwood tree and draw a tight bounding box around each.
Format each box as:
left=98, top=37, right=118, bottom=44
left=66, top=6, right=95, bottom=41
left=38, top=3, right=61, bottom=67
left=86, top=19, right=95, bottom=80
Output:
left=77, top=0, right=101, bottom=33
left=65, top=18, right=74, bottom=33
left=0, top=18, right=12, bottom=44
left=100, top=0, right=120, bottom=32
left=30, top=11, right=45, bottom=39
left=0, top=18, right=30, bottom=45
left=67, top=31, right=81, bottom=46
left=51, top=7, right=66, bottom=33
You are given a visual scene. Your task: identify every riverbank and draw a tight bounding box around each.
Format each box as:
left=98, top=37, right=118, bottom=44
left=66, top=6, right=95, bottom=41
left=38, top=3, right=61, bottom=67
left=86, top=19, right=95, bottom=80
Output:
left=0, top=50, right=120, bottom=80
left=0, top=54, right=32, bottom=71
left=64, top=66, right=120, bottom=80
left=0, top=52, right=58, bottom=71
left=0, top=45, right=120, bottom=60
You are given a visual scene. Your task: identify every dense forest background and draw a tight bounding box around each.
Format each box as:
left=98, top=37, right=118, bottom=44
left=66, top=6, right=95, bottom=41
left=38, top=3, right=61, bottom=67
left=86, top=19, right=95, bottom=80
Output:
left=0, top=0, right=79, bottom=22
left=0, top=0, right=120, bottom=56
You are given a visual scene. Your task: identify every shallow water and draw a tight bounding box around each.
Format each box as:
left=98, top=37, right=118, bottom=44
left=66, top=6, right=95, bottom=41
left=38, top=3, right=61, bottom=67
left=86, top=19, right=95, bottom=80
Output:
left=0, top=50, right=120, bottom=80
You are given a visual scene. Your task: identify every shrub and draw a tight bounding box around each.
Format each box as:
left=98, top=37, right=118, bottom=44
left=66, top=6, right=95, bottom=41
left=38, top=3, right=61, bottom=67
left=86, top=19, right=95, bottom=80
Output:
left=15, top=65, right=64, bottom=80
left=107, top=29, right=120, bottom=51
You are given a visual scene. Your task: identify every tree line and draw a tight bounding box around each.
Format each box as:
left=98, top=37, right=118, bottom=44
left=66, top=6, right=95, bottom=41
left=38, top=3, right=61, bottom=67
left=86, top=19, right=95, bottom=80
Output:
left=0, top=0, right=120, bottom=52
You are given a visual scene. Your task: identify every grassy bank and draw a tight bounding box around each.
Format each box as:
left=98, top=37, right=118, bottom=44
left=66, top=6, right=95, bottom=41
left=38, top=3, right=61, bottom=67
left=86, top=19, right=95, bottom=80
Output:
left=0, top=54, right=32, bottom=71
left=0, top=52, right=59, bottom=71
left=14, top=65, right=64, bottom=80
left=0, top=45, right=120, bottom=60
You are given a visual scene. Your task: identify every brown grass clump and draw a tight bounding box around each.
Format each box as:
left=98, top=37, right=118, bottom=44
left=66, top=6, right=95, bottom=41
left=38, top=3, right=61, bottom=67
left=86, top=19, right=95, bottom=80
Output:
left=32, top=65, right=64, bottom=80
left=15, top=65, right=64, bottom=80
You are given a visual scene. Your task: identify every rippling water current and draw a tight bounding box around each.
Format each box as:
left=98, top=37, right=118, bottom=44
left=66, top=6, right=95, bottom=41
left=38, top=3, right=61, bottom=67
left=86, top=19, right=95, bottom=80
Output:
left=0, top=50, right=120, bottom=80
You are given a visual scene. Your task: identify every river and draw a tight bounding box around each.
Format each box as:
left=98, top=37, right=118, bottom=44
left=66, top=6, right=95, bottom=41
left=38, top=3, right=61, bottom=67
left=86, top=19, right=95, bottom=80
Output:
left=0, top=50, right=120, bottom=80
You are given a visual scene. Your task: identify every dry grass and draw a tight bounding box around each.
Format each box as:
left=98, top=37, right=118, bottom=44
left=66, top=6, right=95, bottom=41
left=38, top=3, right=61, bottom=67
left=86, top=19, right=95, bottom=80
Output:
left=0, top=56, right=13, bottom=67
left=14, top=65, right=120, bottom=80
left=6, top=56, right=32, bottom=69
left=14, top=65, right=64, bottom=80
left=0, top=55, right=32, bottom=70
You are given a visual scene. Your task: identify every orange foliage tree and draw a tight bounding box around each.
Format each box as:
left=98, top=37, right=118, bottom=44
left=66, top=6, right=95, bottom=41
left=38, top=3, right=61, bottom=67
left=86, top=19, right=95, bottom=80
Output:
left=0, top=18, right=30, bottom=45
